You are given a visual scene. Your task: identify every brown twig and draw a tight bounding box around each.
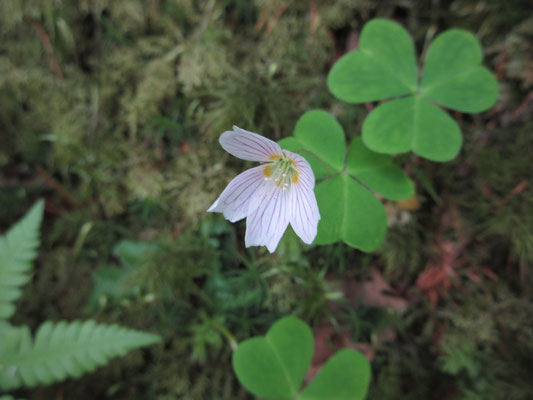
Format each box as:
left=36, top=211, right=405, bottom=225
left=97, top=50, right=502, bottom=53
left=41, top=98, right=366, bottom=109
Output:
left=491, top=180, right=529, bottom=213
left=36, top=166, right=77, bottom=207
left=255, top=2, right=289, bottom=34
left=25, top=16, right=64, bottom=79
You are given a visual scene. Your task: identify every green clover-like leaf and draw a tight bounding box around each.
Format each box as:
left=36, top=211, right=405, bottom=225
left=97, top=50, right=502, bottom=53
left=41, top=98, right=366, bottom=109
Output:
left=280, top=136, right=331, bottom=180
left=232, top=317, right=371, bottom=400
left=362, top=96, right=462, bottom=161
left=327, top=19, right=417, bottom=102
left=346, top=137, right=414, bottom=200
left=280, top=110, right=345, bottom=180
left=420, top=29, right=499, bottom=112
left=313, top=174, right=387, bottom=252
left=279, top=110, right=413, bottom=252
left=328, top=19, right=499, bottom=161
left=292, top=110, right=346, bottom=171
left=300, top=349, right=371, bottom=400
left=232, top=316, right=314, bottom=399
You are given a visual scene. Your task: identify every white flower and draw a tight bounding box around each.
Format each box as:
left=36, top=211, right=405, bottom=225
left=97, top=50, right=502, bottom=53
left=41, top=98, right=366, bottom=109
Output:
left=208, top=126, right=320, bottom=253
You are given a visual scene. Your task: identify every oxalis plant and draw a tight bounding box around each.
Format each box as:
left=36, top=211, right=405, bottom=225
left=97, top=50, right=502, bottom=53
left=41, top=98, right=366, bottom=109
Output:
left=0, top=18, right=498, bottom=400
left=209, top=19, right=498, bottom=399
left=0, top=200, right=161, bottom=399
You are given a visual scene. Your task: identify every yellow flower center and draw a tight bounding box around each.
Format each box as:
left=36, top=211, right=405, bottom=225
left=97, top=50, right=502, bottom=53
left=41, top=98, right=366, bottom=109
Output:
left=263, top=154, right=299, bottom=189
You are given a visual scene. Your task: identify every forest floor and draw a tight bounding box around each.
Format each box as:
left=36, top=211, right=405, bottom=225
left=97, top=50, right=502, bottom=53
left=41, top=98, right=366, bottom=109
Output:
left=1, top=1, right=533, bottom=399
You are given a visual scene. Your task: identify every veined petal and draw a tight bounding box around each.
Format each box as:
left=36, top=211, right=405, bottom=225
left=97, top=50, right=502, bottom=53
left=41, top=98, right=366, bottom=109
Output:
left=245, top=184, right=290, bottom=253
left=207, top=165, right=267, bottom=222
left=219, top=126, right=282, bottom=162
left=289, top=174, right=320, bottom=244
left=285, top=150, right=316, bottom=189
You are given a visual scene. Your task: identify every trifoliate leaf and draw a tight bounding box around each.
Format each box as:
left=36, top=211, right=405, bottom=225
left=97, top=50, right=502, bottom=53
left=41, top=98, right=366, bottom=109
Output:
left=327, top=19, right=499, bottom=161
left=280, top=110, right=411, bottom=251
left=232, top=317, right=372, bottom=400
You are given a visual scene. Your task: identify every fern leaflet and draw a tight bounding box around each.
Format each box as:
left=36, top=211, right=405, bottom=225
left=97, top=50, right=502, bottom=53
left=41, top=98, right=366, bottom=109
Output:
left=0, top=200, right=44, bottom=319
left=0, top=320, right=161, bottom=390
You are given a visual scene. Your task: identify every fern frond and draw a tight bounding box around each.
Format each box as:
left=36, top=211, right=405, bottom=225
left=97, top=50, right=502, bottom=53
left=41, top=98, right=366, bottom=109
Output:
left=0, top=200, right=44, bottom=319
left=0, top=320, right=161, bottom=390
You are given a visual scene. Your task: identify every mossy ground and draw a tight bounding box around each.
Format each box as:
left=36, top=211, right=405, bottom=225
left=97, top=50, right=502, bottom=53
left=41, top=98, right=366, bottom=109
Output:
left=1, top=0, right=532, bottom=399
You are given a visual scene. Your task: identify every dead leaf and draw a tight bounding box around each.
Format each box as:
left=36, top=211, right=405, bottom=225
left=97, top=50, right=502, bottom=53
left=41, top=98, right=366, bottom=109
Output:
left=344, top=268, right=408, bottom=312
left=306, top=324, right=373, bottom=382
left=396, top=192, right=420, bottom=211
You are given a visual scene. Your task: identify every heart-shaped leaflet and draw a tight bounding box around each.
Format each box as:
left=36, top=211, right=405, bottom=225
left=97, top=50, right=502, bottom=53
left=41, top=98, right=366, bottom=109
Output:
left=232, top=316, right=314, bottom=399
left=232, top=316, right=371, bottom=400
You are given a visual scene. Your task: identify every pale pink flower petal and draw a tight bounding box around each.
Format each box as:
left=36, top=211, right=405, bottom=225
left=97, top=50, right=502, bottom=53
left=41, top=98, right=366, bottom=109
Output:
left=207, top=165, right=267, bottom=222
left=289, top=179, right=320, bottom=244
left=284, top=151, right=320, bottom=243
left=245, top=186, right=290, bottom=253
left=219, top=126, right=282, bottom=162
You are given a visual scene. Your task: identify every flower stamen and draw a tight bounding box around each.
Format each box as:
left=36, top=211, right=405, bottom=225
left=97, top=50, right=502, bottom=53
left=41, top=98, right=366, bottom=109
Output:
left=263, top=155, right=299, bottom=190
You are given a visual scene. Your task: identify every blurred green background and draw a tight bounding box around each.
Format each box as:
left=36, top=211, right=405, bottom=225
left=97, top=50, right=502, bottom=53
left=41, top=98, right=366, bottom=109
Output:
left=1, top=0, right=532, bottom=399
